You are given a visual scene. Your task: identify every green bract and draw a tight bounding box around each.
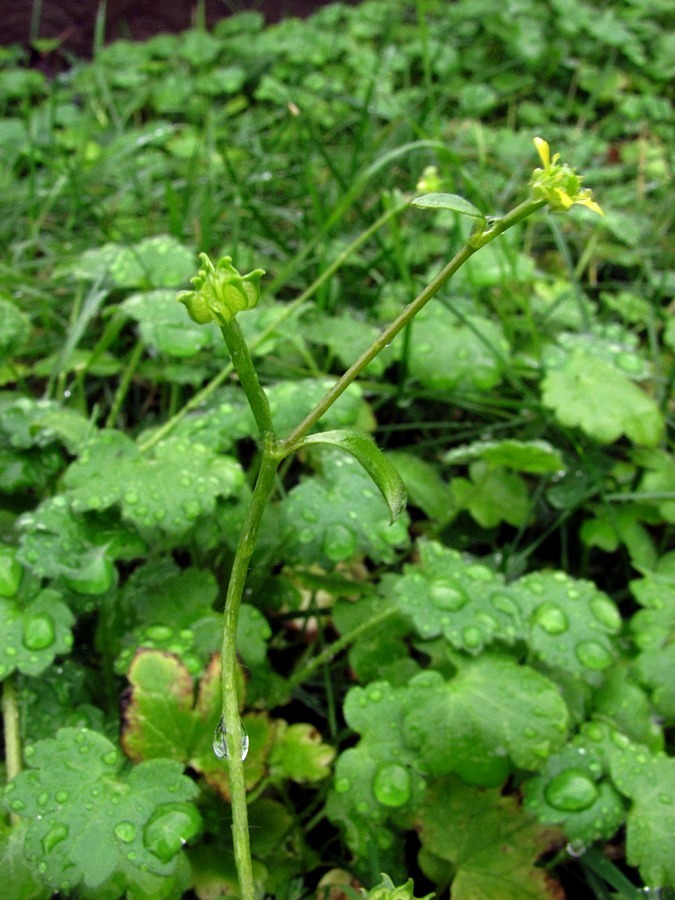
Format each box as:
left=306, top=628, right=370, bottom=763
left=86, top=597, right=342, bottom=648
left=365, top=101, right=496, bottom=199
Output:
left=177, top=253, right=265, bottom=325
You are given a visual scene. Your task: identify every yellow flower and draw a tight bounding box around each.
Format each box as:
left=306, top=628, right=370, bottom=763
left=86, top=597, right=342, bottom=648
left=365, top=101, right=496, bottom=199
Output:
left=531, top=137, right=604, bottom=216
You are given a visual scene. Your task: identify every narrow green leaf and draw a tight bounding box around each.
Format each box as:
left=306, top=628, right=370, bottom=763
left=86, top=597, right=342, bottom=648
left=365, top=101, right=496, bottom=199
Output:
left=297, top=430, right=407, bottom=522
left=412, top=192, right=485, bottom=220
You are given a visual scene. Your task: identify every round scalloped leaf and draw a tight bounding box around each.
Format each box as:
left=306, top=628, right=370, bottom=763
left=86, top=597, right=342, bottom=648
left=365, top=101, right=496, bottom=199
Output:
left=122, top=290, right=218, bottom=356
left=1, top=727, right=200, bottom=893
left=384, top=540, right=522, bottom=653
left=518, top=570, right=621, bottom=684
left=407, top=305, right=509, bottom=391
left=268, top=721, right=335, bottom=783
left=444, top=439, right=564, bottom=474
left=608, top=743, right=675, bottom=888
left=541, top=349, right=663, bottom=446
left=0, top=588, right=74, bottom=680
left=64, top=431, right=244, bottom=535
left=111, top=236, right=196, bottom=288
left=280, top=450, right=409, bottom=567
left=403, top=658, right=569, bottom=777
left=523, top=742, right=625, bottom=844
left=266, top=378, right=366, bottom=437
left=17, top=497, right=126, bottom=593
left=418, top=776, right=563, bottom=900
left=450, top=462, right=530, bottom=528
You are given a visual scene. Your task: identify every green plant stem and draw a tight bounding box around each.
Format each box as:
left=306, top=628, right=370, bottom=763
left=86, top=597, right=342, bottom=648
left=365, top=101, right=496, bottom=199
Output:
left=287, top=606, right=398, bottom=692
left=139, top=198, right=409, bottom=453
left=2, top=675, right=22, bottom=826
left=105, top=340, right=144, bottom=429
left=282, top=196, right=546, bottom=450
left=220, top=443, right=279, bottom=900
left=220, top=319, right=273, bottom=436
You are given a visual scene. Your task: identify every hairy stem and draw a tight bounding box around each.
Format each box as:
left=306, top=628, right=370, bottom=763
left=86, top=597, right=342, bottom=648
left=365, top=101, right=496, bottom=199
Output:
left=220, top=443, right=279, bottom=900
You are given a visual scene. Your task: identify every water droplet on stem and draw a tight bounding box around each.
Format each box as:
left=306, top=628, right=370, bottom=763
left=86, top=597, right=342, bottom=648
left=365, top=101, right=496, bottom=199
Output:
left=213, top=716, right=249, bottom=761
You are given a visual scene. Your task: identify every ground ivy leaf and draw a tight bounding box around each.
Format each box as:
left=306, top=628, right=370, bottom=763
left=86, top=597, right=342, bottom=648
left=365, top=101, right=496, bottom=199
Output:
left=120, top=651, right=271, bottom=799
left=267, top=378, right=367, bottom=437
left=122, top=289, right=219, bottom=356
left=407, top=304, right=509, bottom=391
left=64, top=431, right=244, bottom=535
left=541, top=349, right=664, bottom=446
left=72, top=236, right=195, bottom=288
left=0, top=397, right=91, bottom=453
left=385, top=540, right=521, bottom=653
left=0, top=587, right=74, bottom=680
left=404, top=659, right=569, bottom=777
left=237, top=604, right=272, bottom=667
left=418, top=776, right=563, bottom=900
left=268, top=721, right=335, bottom=783
left=300, top=310, right=387, bottom=376
left=445, top=438, right=564, bottom=475
left=523, top=739, right=626, bottom=844
left=17, top=497, right=125, bottom=593
left=280, top=449, right=410, bottom=567
left=518, top=570, right=621, bottom=684
left=451, top=462, right=530, bottom=528
left=608, top=744, right=675, bottom=888
left=1, top=727, right=200, bottom=893
left=299, top=429, right=407, bottom=522
left=631, top=576, right=675, bottom=720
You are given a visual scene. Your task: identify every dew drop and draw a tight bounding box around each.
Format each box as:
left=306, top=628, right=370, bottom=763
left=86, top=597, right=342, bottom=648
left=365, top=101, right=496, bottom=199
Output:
left=491, top=592, right=518, bottom=618
left=42, top=824, right=69, bottom=854
left=102, top=750, right=119, bottom=767
left=213, top=716, right=249, bottom=761
left=322, top=523, right=357, bottom=561
left=114, top=821, right=137, bottom=843
left=145, top=625, right=173, bottom=642
left=576, top=640, right=613, bottom=670
left=545, top=769, right=599, bottom=812
left=373, top=763, right=412, bottom=808
left=142, top=802, right=200, bottom=863
left=22, top=613, right=56, bottom=651
left=590, top=596, right=621, bottom=631
left=430, top=580, right=467, bottom=611
left=462, top=626, right=482, bottom=649
left=9, top=799, right=26, bottom=812
left=334, top=777, right=351, bottom=794
left=55, top=790, right=69, bottom=804
left=566, top=839, right=587, bottom=858
left=533, top=602, right=568, bottom=635
left=124, top=491, right=139, bottom=505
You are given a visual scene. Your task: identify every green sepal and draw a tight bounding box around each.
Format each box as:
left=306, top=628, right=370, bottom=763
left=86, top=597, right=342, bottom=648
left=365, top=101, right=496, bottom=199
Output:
left=295, top=429, right=407, bottom=522
left=177, top=253, right=265, bottom=326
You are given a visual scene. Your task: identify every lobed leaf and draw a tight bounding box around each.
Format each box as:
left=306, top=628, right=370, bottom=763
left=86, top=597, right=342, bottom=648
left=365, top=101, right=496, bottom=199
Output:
left=1, top=727, right=201, bottom=893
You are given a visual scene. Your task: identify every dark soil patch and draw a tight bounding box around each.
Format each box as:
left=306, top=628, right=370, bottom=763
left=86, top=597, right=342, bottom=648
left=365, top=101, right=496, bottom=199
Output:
left=2, top=0, right=358, bottom=63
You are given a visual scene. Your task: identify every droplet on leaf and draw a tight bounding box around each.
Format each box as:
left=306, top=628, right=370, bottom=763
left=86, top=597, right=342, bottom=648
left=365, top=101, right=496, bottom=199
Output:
left=142, top=803, right=201, bottom=863
left=114, top=821, right=138, bottom=843
left=575, top=640, right=613, bottom=670
left=430, top=580, right=468, bottom=611
left=322, top=524, right=357, bottom=561
left=544, top=769, right=599, bottom=812
left=373, top=763, right=412, bottom=808
left=533, top=602, right=568, bottom=634
left=42, top=824, right=69, bottom=854
left=22, top=613, right=56, bottom=650
left=589, top=596, right=621, bottom=631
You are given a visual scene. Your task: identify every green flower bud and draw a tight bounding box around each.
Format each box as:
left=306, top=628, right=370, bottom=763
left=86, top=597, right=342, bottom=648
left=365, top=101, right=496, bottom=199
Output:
left=177, top=253, right=266, bottom=325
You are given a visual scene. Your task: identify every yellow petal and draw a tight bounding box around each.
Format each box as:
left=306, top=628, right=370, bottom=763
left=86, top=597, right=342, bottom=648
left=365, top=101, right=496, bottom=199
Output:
left=554, top=188, right=574, bottom=209
left=533, top=137, right=550, bottom=168
left=574, top=191, right=605, bottom=216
